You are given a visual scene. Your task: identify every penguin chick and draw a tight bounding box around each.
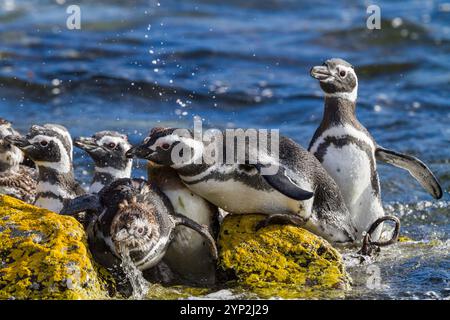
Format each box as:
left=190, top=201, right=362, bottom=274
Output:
left=0, top=118, right=37, bottom=203
left=60, top=178, right=218, bottom=294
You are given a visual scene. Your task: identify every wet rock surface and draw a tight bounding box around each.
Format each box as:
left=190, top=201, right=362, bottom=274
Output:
left=218, top=214, right=351, bottom=298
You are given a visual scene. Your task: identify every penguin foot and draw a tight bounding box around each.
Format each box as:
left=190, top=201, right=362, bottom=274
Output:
left=358, top=215, right=401, bottom=256
left=255, top=213, right=307, bottom=232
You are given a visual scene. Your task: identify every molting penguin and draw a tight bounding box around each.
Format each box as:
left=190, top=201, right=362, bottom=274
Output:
left=126, top=127, right=357, bottom=243
left=5, top=124, right=85, bottom=213
left=60, top=178, right=218, bottom=294
left=0, top=118, right=37, bottom=203
left=147, top=161, right=219, bottom=285
left=309, top=58, right=442, bottom=241
left=74, top=131, right=132, bottom=193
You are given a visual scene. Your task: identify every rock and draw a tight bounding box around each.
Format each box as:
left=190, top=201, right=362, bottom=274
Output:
left=398, top=235, right=414, bottom=242
left=218, top=214, right=351, bottom=298
left=0, top=195, right=109, bottom=299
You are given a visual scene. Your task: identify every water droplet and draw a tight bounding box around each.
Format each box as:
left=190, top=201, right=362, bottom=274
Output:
left=392, top=17, right=403, bottom=28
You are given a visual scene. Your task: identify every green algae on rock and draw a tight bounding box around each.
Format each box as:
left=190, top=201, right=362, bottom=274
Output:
left=0, top=195, right=109, bottom=299
left=218, top=214, right=351, bottom=299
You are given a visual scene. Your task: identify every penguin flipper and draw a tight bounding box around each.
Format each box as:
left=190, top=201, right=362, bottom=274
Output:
left=254, top=163, right=314, bottom=201
left=375, top=146, right=442, bottom=199
left=171, top=213, right=218, bottom=261
left=61, top=194, right=102, bottom=216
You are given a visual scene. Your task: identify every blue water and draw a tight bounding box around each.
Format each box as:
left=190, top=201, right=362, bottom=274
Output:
left=0, top=0, right=449, bottom=299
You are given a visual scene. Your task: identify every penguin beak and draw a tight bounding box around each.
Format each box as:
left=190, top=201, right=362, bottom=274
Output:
left=4, top=135, right=31, bottom=149
left=126, top=145, right=153, bottom=159
left=310, top=65, right=333, bottom=81
left=74, top=137, right=98, bottom=151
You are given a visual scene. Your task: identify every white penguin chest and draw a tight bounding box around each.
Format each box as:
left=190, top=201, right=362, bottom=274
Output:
left=321, top=143, right=373, bottom=203
left=35, top=197, right=64, bottom=213
left=182, top=178, right=308, bottom=217
left=163, top=188, right=212, bottom=226
left=310, top=125, right=385, bottom=239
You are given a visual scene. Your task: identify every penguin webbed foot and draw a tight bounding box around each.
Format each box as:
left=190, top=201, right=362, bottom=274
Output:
left=171, top=213, right=219, bottom=261
left=358, top=215, right=401, bottom=256
left=255, top=213, right=307, bottom=232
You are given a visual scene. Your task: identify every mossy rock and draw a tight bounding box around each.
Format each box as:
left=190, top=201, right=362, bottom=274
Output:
left=398, top=235, right=414, bottom=243
left=218, top=214, right=351, bottom=299
left=0, top=195, right=109, bottom=299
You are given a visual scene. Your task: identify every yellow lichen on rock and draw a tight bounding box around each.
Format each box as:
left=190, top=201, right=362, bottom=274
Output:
left=0, top=195, right=109, bottom=299
left=398, top=235, right=414, bottom=242
left=218, top=214, right=351, bottom=299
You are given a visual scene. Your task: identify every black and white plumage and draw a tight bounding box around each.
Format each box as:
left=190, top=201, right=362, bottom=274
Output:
left=127, top=127, right=357, bottom=243
left=147, top=162, right=219, bottom=285
left=0, top=118, right=37, bottom=203
left=309, top=58, right=442, bottom=241
left=5, top=124, right=84, bottom=213
left=60, top=178, right=218, bottom=291
left=74, top=131, right=132, bottom=193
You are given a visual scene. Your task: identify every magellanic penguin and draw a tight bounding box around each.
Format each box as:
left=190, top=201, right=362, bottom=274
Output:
left=5, top=124, right=85, bottom=213
left=126, top=127, right=357, bottom=243
left=60, top=178, right=218, bottom=295
left=309, top=58, right=442, bottom=241
left=147, top=161, right=219, bottom=285
left=0, top=118, right=37, bottom=203
left=74, top=131, right=132, bottom=193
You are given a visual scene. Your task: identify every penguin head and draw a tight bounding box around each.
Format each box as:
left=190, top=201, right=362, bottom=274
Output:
left=75, top=131, right=132, bottom=170
left=127, top=127, right=200, bottom=167
left=0, top=118, right=24, bottom=170
left=5, top=124, right=73, bottom=172
left=310, top=58, right=358, bottom=102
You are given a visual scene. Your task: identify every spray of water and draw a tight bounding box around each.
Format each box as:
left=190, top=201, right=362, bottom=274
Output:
left=119, top=245, right=149, bottom=300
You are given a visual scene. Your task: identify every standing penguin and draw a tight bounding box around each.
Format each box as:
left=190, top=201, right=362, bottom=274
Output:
left=6, top=124, right=85, bottom=213
left=74, top=131, right=132, bottom=193
left=127, top=127, right=357, bottom=243
left=0, top=118, right=37, bottom=203
left=309, top=58, right=442, bottom=241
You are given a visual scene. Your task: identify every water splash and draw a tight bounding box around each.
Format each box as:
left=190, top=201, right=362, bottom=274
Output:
left=119, top=247, right=149, bottom=300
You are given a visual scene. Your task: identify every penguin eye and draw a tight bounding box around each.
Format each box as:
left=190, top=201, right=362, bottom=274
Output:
left=339, top=70, right=347, bottom=77
left=161, top=143, right=170, bottom=150
left=107, top=142, right=116, bottom=149
left=40, top=140, right=48, bottom=147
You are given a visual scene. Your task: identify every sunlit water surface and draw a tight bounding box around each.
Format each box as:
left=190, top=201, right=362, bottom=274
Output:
left=0, top=0, right=449, bottom=299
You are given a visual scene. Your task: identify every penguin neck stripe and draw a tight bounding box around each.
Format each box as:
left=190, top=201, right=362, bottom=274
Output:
left=36, top=181, right=75, bottom=199
left=95, top=164, right=132, bottom=179
left=324, top=88, right=357, bottom=103
left=309, top=124, right=375, bottom=155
